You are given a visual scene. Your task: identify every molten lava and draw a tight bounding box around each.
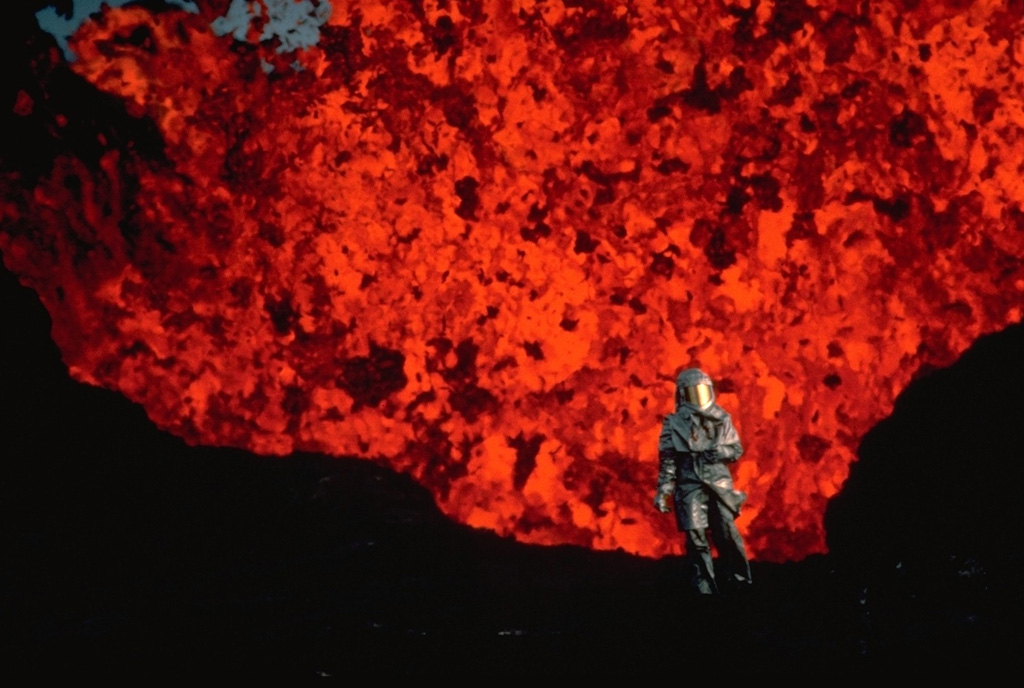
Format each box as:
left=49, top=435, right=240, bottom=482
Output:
left=3, top=0, right=1023, bottom=561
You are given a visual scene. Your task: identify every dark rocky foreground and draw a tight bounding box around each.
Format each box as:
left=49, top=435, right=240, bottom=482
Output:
left=2, top=263, right=1021, bottom=677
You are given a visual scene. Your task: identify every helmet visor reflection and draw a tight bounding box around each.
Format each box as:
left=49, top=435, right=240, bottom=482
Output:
left=682, top=383, right=712, bottom=408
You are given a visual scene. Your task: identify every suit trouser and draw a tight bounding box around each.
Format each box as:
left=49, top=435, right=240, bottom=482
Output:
left=683, top=495, right=752, bottom=594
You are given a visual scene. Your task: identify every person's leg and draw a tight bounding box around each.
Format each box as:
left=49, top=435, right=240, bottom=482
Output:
left=708, top=501, right=752, bottom=590
left=684, top=528, right=718, bottom=594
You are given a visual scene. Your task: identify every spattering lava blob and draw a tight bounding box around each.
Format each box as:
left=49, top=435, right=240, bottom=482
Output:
left=3, top=0, right=1023, bottom=561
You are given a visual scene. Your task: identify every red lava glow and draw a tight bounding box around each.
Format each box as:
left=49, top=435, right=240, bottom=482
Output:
left=3, top=0, right=1023, bottom=561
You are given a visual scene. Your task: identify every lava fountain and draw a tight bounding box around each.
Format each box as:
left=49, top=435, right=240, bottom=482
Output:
left=2, top=0, right=1022, bottom=561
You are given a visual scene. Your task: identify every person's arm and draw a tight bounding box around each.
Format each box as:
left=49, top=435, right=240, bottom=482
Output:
left=712, top=414, right=743, bottom=463
left=654, top=421, right=677, bottom=512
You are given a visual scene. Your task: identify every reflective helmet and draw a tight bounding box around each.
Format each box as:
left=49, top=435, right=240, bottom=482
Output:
left=676, top=368, right=714, bottom=409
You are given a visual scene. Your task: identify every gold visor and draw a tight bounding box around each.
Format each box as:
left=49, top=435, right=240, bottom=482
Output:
left=682, top=383, right=712, bottom=408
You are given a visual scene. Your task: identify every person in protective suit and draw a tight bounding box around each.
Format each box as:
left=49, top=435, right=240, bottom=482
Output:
left=654, top=368, right=752, bottom=594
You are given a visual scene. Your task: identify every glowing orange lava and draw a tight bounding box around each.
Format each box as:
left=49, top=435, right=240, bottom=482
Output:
left=3, top=0, right=1023, bottom=561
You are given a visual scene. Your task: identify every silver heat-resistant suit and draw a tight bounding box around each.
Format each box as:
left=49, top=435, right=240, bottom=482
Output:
left=655, top=368, right=752, bottom=594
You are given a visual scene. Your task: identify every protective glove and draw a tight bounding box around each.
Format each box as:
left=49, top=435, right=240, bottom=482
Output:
left=653, top=483, right=674, bottom=513
left=699, top=448, right=721, bottom=462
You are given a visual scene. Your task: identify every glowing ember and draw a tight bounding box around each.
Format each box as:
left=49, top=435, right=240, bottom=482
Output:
left=3, top=0, right=1023, bottom=561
